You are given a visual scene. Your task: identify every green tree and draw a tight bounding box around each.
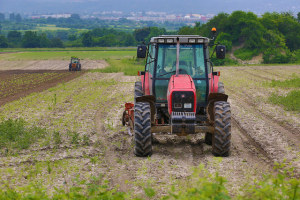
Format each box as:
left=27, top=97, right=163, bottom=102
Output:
left=7, top=31, right=22, bottom=47
left=298, top=12, right=300, bottom=22
left=68, top=34, right=77, bottom=41
left=215, top=33, right=232, bottom=51
left=82, top=32, right=93, bottom=47
left=50, top=38, right=64, bottom=48
left=39, top=33, right=51, bottom=48
left=123, top=34, right=135, bottom=46
left=22, top=31, right=40, bottom=48
left=133, top=27, right=151, bottom=42
left=0, top=35, right=8, bottom=48
left=145, top=27, right=166, bottom=41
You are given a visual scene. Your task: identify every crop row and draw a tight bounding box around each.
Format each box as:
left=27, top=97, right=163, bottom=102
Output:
left=0, top=72, right=71, bottom=99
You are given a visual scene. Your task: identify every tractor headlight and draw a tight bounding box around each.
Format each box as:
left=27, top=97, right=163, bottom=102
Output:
left=188, top=38, right=196, bottom=43
left=198, top=38, right=204, bottom=43
left=158, top=39, right=165, bottom=43
left=184, top=103, right=192, bottom=109
left=166, top=38, right=174, bottom=43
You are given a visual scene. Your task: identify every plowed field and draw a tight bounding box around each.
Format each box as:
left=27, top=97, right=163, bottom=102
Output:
left=0, top=60, right=299, bottom=198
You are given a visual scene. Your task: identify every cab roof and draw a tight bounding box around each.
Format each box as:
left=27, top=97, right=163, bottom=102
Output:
left=150, top=35, right=210, bottom=45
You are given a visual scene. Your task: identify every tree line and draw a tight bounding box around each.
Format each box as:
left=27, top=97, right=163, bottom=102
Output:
left=0, top=31, right=64, bottom=48
left=0, top=26, right=168, bottom=48
left=0, top=11, right=299, bottom=63
left=178, top=11, right=300, bottom=63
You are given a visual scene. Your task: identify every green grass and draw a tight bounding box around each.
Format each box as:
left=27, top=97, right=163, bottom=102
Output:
left=35, top=24, right=71, bottom=31
left=91, top=57, right=144, bottom=76
left=0, top=47, right=136, bottom=52
left=234, top=48, right=259, bottom=60
left=0, top=164, right=297, bottom=199
left=266, top=76, right=300, bottom=112
left=268, top=76, right=300, bottom=88
left=0, top=118, right=47, bottom=151
left=269, top=90, right=300, bottom=112
left=0, top=50, right=136, bottom=60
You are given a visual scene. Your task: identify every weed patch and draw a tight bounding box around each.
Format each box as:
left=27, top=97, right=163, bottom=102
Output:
left=0, top=118, right=46, bottom=150
left=267, top=76, right=300, bottom=88
left=90, top=57, right=144, bottom=75
left=0, top=163, right=298, bottom=199
left=269, top=90, right=300, bottom=112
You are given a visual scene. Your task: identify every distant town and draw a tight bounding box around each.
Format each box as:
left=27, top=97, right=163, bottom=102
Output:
left=6, top=11, right=214, bottom=24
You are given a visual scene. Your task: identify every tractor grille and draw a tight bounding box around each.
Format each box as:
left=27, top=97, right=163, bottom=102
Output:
left=171, top=112, right=196, bottom=135
left=172, top=91, right=194, bottom=112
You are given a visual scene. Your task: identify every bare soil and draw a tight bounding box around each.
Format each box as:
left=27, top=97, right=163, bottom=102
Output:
left=0, top=70, right=83, bottom=106
left=0, top=63, right=299, bottom=198
left=0, top=60, right=108, bottom=71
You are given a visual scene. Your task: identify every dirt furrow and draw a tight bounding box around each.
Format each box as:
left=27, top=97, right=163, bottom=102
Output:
left=227, top=94, right=299, bottom=172
left=242, top=70, right=273, bottom=81
left=227, top=87, right=300, bottom=138
left=231, top=117, right=273, bottom=163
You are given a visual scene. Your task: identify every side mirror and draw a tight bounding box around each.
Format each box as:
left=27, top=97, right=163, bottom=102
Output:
left=216, top=45, right=226, bottom=59
left=137, top=45, right=147, bottom=58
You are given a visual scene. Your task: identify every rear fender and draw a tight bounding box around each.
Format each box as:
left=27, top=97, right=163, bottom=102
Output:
left=136, top=95, right=156, bottom=124
left=206, top=93, right=228, bottom=123
left=141, top=72, right=151, bottom=95
left=209, top=74, right=219, bottom=93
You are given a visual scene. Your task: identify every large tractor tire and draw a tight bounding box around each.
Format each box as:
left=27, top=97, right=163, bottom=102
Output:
left=205, top=82, right=226, bottom=145
left=134, top=81, right=143, bottom=99
left=212, top=101, right=231, bottom=157
left=134, top=102, right=152, bottom=157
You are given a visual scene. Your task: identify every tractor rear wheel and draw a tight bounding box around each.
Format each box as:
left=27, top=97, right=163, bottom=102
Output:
left=212, top=101, right=231, bottom=157
left=134, top=102, right=152, bottom=157
left=134, top=81, right=143, bottom=100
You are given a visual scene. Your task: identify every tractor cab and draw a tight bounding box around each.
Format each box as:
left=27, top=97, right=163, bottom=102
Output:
left=143, top=36, right=210, bottom=111
left=123, top=32, right=231, bottom=158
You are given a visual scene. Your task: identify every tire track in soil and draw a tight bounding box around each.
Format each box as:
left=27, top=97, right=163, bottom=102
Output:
left=95, top=77, right=135, bottom=192
left=231, top=117, right=273, bottom=163
left=242, top=70, right=273, bottom=81
left=227, top=87, right=300, bottom=139
left=227, top=89, right=300, bottom=172
left=251, top=67, right=300, bottom=79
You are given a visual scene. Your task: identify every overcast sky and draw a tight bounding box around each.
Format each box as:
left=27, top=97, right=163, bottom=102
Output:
left=0, top=0, right=299, bottom=14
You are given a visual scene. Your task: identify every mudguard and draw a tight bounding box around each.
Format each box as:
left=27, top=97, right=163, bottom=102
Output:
left=206, top=93, right=228, bottom=123
left=135, top=95, right=156, bottom=124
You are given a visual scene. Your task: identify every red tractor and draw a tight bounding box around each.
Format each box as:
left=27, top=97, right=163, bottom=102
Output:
left=122, top=29, right=230, bottom=157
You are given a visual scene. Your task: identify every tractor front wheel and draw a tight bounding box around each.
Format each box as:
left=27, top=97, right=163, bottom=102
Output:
left=134, top=102, right=152, bottom=157
left=212, top=101, right=231, bottom=157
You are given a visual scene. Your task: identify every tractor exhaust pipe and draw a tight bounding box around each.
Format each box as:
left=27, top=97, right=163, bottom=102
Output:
left=175, top=37, right=180, bottom=77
